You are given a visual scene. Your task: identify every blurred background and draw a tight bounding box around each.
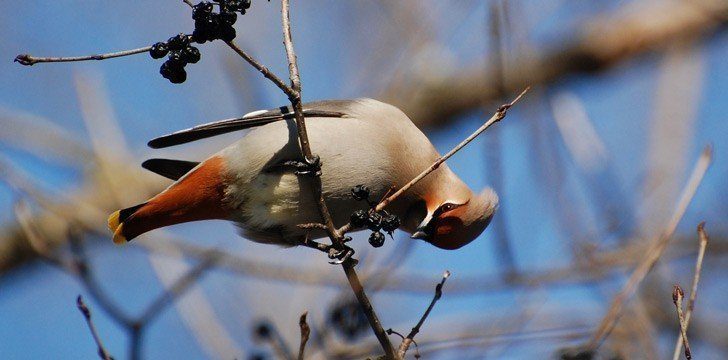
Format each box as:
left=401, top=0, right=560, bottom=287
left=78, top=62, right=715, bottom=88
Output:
left=1, top=0, right=727, bottom=359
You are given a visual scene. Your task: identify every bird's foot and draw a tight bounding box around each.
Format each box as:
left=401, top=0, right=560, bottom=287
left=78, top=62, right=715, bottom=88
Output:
left=279, top=155, right=321, bottom=177
left=328, top=244, right=357, bottom=265
left=301, top=236, right=357, bottom=266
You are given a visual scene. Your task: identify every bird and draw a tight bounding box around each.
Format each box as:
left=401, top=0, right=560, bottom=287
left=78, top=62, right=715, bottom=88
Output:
left=107, top=99, right=498, bottom=250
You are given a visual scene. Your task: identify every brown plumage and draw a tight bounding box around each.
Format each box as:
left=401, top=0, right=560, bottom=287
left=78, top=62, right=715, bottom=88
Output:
left=108, top=99, right=498, bottom=250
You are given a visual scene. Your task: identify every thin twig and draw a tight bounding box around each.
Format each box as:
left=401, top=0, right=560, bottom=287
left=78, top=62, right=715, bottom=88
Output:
left=15, top=46, right=151, bottom=66
left=672, top=285, right=692, bottom=359
left=672, top=222, right=709, bottom=360
left=77, top=295, right=115, bottom=360
left=374, top=87, right=530, bottom=213
left=224, top=40, right=295, bottom=97
left=182, top=0, right=194, bottom=8
left=587, top=145, right=712, bottom=350
left=397, top=271, right=451, bottom=358
left=298, top=312, right=311, bottom=360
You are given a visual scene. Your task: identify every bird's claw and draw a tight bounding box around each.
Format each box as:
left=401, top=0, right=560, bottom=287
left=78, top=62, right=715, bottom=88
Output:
left=327, top=245, right=357, bottom=266
left=290, top=155, right=321, bottom=177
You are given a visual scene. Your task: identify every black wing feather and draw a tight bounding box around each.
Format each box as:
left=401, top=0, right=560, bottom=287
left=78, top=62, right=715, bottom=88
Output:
left=142, top=158, right=200, bottom=180
left=148, top=108, right=346, bottom=149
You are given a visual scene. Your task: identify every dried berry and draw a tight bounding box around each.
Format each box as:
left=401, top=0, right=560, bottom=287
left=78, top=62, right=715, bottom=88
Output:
left=192, top=1, right=213, bottom=20
left=351, top=184, right=370, bottom=201
left=381, top=213, right=401, bottom=233
left=180, top=46, right=201, bottom=64
left=366, top=212, right=382, bottom=231
left=149, top=42, right=169, bottom=59
left=167, top=33, right=190, bottom=51
left=368, top=231, right=385, bottom=248
left=350, top=210, right=368, bottom=228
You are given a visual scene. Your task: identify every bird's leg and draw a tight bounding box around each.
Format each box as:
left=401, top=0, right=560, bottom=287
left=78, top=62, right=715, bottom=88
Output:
left=274, top=155, right=321, bottom=177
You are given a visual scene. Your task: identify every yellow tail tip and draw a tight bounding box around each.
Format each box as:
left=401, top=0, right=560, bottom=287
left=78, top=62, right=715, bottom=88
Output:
left=112, top=223, right=127, bottom=245
left=108, top=210, right=121, bottom=232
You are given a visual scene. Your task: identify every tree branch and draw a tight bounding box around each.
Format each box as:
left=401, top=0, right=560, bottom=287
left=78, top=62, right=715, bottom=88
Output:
left=672, top=285, right=692, bottom=360
left=278, top=0, right=395, bottom=357
left=15, top=46, right=152, bottom=66
left=76, top=295, right=115, bottom=360
left=397, top=271, right=451, bottom=359
left=587, top=146, right=712, bottom=350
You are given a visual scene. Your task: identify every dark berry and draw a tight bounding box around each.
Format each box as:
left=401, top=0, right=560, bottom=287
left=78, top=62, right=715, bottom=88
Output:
left=381, top=213, right=401, bottom=233
left=167, top=51, right=187, bottom=67
left=368, top=231, right=385, bottom=248
left=220, top=10, right=237, bottom=25
left=160, top=61, right=187, bottom=84
left=350, top=210, right=368, bottom=228
left=254, top=321, right=272, bottom=340
left=149, top=42, right=169, bottom=59
left=366, top=212, right=383, bottom=231
left=218, top=24, right=236, bottom=41
left=180, top=46, right=201, bottom=64
left=167, top=33, right=190, bottom=51
left=192, top=1, right=213, bottom=20
left=351, top=184, right=370, bottom=201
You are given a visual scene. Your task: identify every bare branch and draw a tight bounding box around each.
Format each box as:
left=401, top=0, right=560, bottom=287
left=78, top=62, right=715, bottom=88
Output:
left=298, top=312, right=310, bottom=360
left=672, top=222, right=709, bottom=360
left=15, top=46, right=152, bottom=66
left=397, top=271, right=451, bottom=358
left=672, top=285, right=692, bottom=359
left=588, top=146, right=713, bottom=350
left=77, top=295, right=115, bottom=360
left=224, top=40, right=295, bottom=98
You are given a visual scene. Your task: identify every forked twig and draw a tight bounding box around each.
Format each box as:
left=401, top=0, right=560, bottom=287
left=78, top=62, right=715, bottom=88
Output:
left=77, top=295, right=115, bottom=360
left=397, top=271, right=451, bottom=358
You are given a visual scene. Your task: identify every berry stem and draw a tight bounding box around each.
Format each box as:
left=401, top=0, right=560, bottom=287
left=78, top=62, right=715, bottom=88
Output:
left=15, top=46, right=152, bottom=66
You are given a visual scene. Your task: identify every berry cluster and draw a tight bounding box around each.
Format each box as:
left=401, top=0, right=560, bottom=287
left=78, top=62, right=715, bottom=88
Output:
left=191, top=1, right=250, bottom=43
left=148, top=1, right=252, bottom=84
left=150, top=34, right=200, bottom=83
left=348, top=185, right=401, bottom=248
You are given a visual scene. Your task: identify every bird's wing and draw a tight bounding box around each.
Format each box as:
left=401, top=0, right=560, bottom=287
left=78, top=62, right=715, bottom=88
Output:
left=147, top=101, right=352, bottom=149
left=142, top=158, right=200, bottom=180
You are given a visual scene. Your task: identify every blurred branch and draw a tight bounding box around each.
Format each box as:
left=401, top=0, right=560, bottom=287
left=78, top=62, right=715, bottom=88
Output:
left=76, top=295, right=115, bottom=360
left=672, top=222, right=709, bottom=360
left=387, top=0, right=728, bottom=127
left=671, top=285, right=691, bottom=360
left=588, top=146, right=712, bottom=350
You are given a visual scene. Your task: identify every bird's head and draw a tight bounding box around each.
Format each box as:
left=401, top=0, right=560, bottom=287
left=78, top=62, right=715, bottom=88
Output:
left=412, top=187, right=498, bottom=250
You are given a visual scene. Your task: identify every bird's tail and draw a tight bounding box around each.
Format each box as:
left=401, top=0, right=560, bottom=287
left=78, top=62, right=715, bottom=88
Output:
left=107, top=155, right=229, bottom=244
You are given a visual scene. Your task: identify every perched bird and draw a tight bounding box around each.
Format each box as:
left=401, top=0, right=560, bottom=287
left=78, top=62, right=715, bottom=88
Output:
left=107, top=99, right=498, bottom=250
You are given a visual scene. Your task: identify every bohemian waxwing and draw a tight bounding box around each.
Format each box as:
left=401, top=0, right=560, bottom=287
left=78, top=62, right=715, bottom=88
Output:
left=107, top=99, right=498, bottom=250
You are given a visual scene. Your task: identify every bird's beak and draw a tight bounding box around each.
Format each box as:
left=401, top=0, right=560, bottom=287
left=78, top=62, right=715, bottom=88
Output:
left=411, top=212, right=434, bottom=240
